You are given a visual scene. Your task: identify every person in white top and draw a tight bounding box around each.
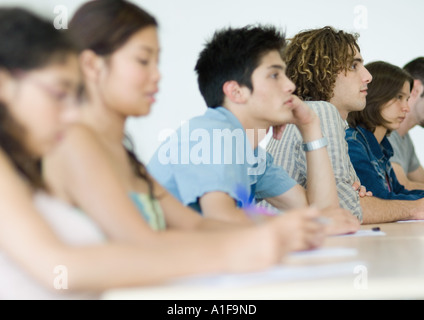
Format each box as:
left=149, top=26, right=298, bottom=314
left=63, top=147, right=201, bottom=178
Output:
left=0, top=6, right=325, bottom=299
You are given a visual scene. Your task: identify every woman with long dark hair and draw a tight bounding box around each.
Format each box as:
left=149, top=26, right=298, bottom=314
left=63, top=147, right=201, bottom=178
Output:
left=346, top=61, right=424, bottom=201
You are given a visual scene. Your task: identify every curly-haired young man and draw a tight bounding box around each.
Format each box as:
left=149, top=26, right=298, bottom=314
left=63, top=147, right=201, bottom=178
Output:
left=264, top=26, right=424, bottom=223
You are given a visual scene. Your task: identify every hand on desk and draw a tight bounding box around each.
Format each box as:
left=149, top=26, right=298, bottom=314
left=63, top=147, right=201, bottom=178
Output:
left=320, top=207, right=360, bottom=236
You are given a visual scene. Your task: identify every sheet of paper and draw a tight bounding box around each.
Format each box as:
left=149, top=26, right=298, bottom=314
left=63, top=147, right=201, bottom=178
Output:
left=168, top=260, right=366, bottom=288
left=396, top=219, right=424, bottom=223
left=334, top=229, right=386, bottom=238
left=289, top=247, right=357, bottom=259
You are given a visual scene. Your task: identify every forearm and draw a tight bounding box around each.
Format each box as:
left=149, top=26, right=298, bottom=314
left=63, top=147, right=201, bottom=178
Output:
left=305, top=147, right=339, bottom=208
left=393, top=164, right=424, bottom=191
left=408, top=166, right=424, bottom=185
left=192, top=213, right=254, bottom=230
left=33, top=227, right=275, bottom=292
left=265, top=185, right=308, bottom=211
left=161, top=192, right=253, bottom=231
left=360, top=196, right=423, bottom=224
left=404, top=180, right=424, bottom=191
left=201, top=206, right=255, bottom=225
left=300, top=123, right=339, bottom=209
left=199, top=192, right=260, bottom=225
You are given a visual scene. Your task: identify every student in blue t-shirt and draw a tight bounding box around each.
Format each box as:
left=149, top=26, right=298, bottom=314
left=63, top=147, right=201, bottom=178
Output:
left=148, top=25, right=359, bottom=235
left=346, top=61, right=424, bottom=200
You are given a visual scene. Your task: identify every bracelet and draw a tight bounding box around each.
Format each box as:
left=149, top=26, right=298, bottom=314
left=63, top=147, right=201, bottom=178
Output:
left=302, top=136, right=328, bottom=152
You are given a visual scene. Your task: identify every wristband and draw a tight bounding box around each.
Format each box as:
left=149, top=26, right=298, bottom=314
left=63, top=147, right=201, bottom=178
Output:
left=302, top=136, right=328, bottom=152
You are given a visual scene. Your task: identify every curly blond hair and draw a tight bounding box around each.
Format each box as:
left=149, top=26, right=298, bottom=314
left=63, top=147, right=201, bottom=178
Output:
left=285, top=26, right=360, bottom=101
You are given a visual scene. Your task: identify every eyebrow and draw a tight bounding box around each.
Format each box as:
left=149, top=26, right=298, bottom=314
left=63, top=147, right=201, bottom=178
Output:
left=138, top=45, right=160, bottom=54
left=352, top=58, right=364, bottom=64
left=268, top=65, right=285, bottom=70
left=57, top=79, right=79, bottom=90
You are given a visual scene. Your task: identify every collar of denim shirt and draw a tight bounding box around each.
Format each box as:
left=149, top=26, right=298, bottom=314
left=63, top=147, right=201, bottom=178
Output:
left=355, top=125, right=394, bottom=162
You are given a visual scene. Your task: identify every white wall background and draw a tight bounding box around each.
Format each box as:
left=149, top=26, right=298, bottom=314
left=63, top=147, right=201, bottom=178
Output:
left=1, top=0, right=424, bottom=164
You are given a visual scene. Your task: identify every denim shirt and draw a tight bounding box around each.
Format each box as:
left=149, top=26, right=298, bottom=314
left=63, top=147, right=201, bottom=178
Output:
left=346, top=126, right=424, bottom=200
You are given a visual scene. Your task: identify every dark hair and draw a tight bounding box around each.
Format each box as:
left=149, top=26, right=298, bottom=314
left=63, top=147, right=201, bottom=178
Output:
left=69, top=0, right=157, bottom=55
left=285, top=26, right=360, bottom=101
left=70, top=0, right=159, bottom=200
left=347, top=61, right=413, bottom=133
left=195, top=25, right=286, bottom=108
left=0, top=8, right=77, bottom=189
left=403, top=57, right=424, bottom=98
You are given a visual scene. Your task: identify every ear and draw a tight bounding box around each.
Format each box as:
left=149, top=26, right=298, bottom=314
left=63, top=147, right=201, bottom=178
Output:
left=0, top=69, right=11, bottom=85
left=78, top=49, right=105, bottom=82
left=411, top=79, right=424, bottom=98
left=0, top=69, right=16, bottom=104
left=222, top=80, right=249, bottom=104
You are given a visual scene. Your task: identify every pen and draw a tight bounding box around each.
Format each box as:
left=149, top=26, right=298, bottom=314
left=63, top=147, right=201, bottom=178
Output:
left=235, top=185, right=332, bottom=225
left=235, top=184, right=278, bottom=220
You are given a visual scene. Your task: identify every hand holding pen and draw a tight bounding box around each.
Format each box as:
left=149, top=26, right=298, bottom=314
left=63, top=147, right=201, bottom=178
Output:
left=235, top=184, right=327, bottom=251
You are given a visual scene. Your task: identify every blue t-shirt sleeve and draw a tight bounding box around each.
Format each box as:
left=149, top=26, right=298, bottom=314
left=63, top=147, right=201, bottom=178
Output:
left=148, top=127, right=252, bottom=208
left=172, top=161, right=250, bottom=207
left=254, top=151, right=297, bottom=201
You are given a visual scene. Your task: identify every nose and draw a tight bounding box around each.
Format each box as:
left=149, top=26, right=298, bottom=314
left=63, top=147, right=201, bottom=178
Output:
left=402, top=100, right=410, bottom=113
left=283, top=74, right=296, bottom=94
left=151, top=62, right=161, bottom=84
left=362, top=66, right=373, bottom=84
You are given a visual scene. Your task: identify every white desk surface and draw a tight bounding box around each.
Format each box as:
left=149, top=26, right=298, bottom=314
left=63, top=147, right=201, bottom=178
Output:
left=102, top=221, right=424, bottom=300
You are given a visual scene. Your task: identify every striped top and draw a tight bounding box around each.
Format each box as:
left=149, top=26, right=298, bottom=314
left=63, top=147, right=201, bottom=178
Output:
left=259, top=101, right=363, bottom=221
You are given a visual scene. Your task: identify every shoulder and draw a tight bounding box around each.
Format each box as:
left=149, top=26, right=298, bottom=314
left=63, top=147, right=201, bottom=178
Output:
left=53, top=124, right=107, bottom=159
left=43, top=124, right=112, bottom=197
left=305, top=101, right=345, bottom=133
left=61, top=123, right=102, bottom=148
left=0, top=148, right=20, bottom=180
left=345, top=127, right=366, bottom=145
left=0, top=147, right=33, bottom=197
left=388, top=130, right=402, bottom=143
left=190, top=107, right=241, bottom=131
left=305, top=100, right=340, bottom=118
left=345, top=128, right=368, bottom=151
left=44, top=123, right=110, bottom=175
left=403, top=132, right=414, bottom=145
left=160, top=109, right=239, bottom=146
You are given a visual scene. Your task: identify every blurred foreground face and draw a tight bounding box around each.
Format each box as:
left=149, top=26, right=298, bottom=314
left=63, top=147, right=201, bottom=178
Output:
left=1, top=54, right=80, bottom=157
left=96, top=26, right=161, bottom=117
